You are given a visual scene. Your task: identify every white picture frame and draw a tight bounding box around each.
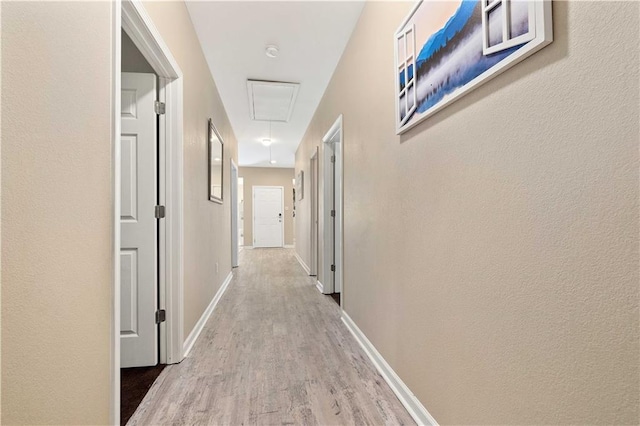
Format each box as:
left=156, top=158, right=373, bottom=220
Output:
left=395, top=0, right=553, bottom=134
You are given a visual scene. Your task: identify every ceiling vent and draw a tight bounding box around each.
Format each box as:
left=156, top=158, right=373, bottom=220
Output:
left=247, top=80, right=300, bottom=122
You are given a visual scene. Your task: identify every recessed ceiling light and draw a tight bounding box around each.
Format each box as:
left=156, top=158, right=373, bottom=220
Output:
left=270, top=160, right=276, bottom=164
left=262, top=139, right=272, bottom=146
left=265, top=45, right=279, bottom=58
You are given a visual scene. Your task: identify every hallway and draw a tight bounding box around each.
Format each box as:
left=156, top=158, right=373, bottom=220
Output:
left=128, top=248, right=415, bottom=425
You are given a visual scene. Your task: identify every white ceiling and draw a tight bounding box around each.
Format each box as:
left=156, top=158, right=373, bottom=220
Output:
left=186, top=1, right=364, bottom=168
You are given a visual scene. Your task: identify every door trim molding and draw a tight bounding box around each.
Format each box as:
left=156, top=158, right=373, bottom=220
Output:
left=321, top=115, right=343, bottom=298
left=230, top=160, right=239, bottom=268
left=113, top=1, right=185, bottom=423
left=252, top=185, right=285, bottom=248
left=183, top=271, right=233, bottom=358
left=110, top=2, right=122, bottom=422
left=309, top=147, right=319, bottom=276
left=341, top=312, right=439, bottom=426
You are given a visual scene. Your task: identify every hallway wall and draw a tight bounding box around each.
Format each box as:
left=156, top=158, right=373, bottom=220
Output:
left=294, top=1, right=639, bottom=424
left=142, top=1, right=238, bottom=339
left=1, top=1, right=238, bottom=423
left=1, top=2, right=113, bottom=423
left=239, top=167, right=295, bottom=247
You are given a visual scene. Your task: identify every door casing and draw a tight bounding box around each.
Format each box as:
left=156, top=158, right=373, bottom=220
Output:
left=112, top=1, right=185, bottom=423
left=321, top=115, right=343, bottom=300
left=309, top=148, right=319, bottom=276
left=230, top=160, right=239, bottom=267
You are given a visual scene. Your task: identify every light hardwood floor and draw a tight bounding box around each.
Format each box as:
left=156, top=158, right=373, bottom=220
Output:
left=128, top=248, right=415, bottom=425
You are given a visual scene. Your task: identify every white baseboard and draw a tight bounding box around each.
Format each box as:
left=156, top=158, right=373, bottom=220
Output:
left=284, top=244, right=294, bottom=249
left=294, top=251, right=311, bottom=275
left=341, top=312, right=438, bottom=426
left=182, top=271, right=233, bottom=358
left=316, top=280, right=324, bottom=293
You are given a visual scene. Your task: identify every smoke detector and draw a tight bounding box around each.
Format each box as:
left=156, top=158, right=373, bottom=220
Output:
left=265, top=45, right=279, bottom=58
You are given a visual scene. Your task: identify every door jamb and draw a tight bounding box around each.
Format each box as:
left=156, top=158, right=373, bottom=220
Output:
left=113, top=1, right=185, bottom=423
left=230, top=159, right=239, bottom=267
left=252, top=185, right=285, bottom=248
left=321, top=115, right=343, bottom=299
left=309, top=148, right=319, bottom=276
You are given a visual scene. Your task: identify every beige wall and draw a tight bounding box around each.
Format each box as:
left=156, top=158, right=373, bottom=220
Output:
left=239, top=167, right=295, bottom=247
left=1, top=1, right=238, bottom=423
left=1, top=2, right=113, bottom=423
left=141, top=1, right=238, bottom=339
left=295, top=1, right=639, bottom=424
left=122, top=29, right=154, bottom=73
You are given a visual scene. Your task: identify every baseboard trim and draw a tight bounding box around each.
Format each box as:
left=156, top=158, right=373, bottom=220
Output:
left=183, top=271, right=233, bottom=358
left=284, top=244, right=294, bottom=249
left=341, top=312, right=438, bottom=426
left=316, top=280, right=324, bottom=293
left=294, top=251, right=311, bottom=275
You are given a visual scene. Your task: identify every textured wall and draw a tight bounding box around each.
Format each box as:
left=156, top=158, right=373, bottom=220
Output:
left=294, top=1, right=639, bottom=423
left=142, top=1, right=238, bottom=339
left=239, top=167, right=295, bottom=247
left=122, top=29, right=154, bottom=73
left=1, top=1, right=239, bottom=422
left=1, top=2, right=113, bottom=423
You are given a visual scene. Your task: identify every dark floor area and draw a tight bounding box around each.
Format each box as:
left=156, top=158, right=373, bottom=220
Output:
left=121, top=364, right=166, bottom=425
left=330, top=292, right=340, bottom=305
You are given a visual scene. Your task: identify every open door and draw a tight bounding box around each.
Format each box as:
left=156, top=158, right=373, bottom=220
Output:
left=322, top=116, right=343, bottom=297
left=120, top=72, right=159, bottom=368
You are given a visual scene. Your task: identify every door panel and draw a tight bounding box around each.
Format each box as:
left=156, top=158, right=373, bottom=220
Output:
left=253, top=187, right=284, bottom=248
left=120, top=72, right=158, bottom=368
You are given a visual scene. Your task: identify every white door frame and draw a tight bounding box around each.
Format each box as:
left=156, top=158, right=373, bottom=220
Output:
left=321, top=115, right=343, bottom=298
left=230, top=159, right=239, bottom=267
left=252, top=186, right=285, bottom=248
left=112, top=1, right=184, bottom=423
left=309, top=147, right=319, bottom=276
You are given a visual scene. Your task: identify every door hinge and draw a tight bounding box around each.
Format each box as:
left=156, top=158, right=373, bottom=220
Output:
left=155, top=309, right=166, bottom=324
left=331, top=155, right=336, bottom=163
left=154, top=101, right=166, bottom=115
left=155, top=205, right=166, bottom=219
left=331, top=209, right=336, bottom=217
left=331, top=264, right=336, bottom=272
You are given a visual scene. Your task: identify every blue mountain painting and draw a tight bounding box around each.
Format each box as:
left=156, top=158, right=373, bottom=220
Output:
left=416, top=0, right=478, bottom=65
left=401, top=0, right=529, bottom=124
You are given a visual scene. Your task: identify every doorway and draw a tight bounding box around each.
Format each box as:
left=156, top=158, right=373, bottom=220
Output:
left=238, top=177, right=245, bottom=247
left=309, top=147, right=319, bottom=276
left=230, top=160, right=239, bottom=267
left=253, top=186, right=285, bottom=248
left=113, top=2, right=185, bottom=423
left=321, top=116, right=343, bottom=303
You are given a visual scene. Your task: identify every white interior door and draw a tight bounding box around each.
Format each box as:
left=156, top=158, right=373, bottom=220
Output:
left=120, top=72, right=158, bottom=368
left=231, top=161, right=239, bottom=267
left=253, top=186, right=284, bottom=248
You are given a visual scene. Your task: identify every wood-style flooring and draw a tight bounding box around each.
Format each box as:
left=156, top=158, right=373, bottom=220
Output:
left=128, top=248, right=414, bottom=425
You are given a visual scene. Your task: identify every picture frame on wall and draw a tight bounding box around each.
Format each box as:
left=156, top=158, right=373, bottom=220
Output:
left=208, top=118, right=224, bottom=204
left=395, top=0, right=553, bottom=134
left=296, top=171, right=304, bottom=201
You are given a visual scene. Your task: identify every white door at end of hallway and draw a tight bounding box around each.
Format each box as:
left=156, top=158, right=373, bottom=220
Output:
left=120, top=72, right=158, bottom=368
left=253, top=186, right=284, bottom=248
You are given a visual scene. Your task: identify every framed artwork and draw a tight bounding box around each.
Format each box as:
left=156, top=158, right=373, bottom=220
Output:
left=296, top=171, right=304, bottom=201
left=395, top=0, right=553, bottom=134
left=208, top=119, right=223, bottom=203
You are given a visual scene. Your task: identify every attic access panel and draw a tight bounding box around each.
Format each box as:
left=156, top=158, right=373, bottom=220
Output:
left=247, top=80, right=300, bottom=122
